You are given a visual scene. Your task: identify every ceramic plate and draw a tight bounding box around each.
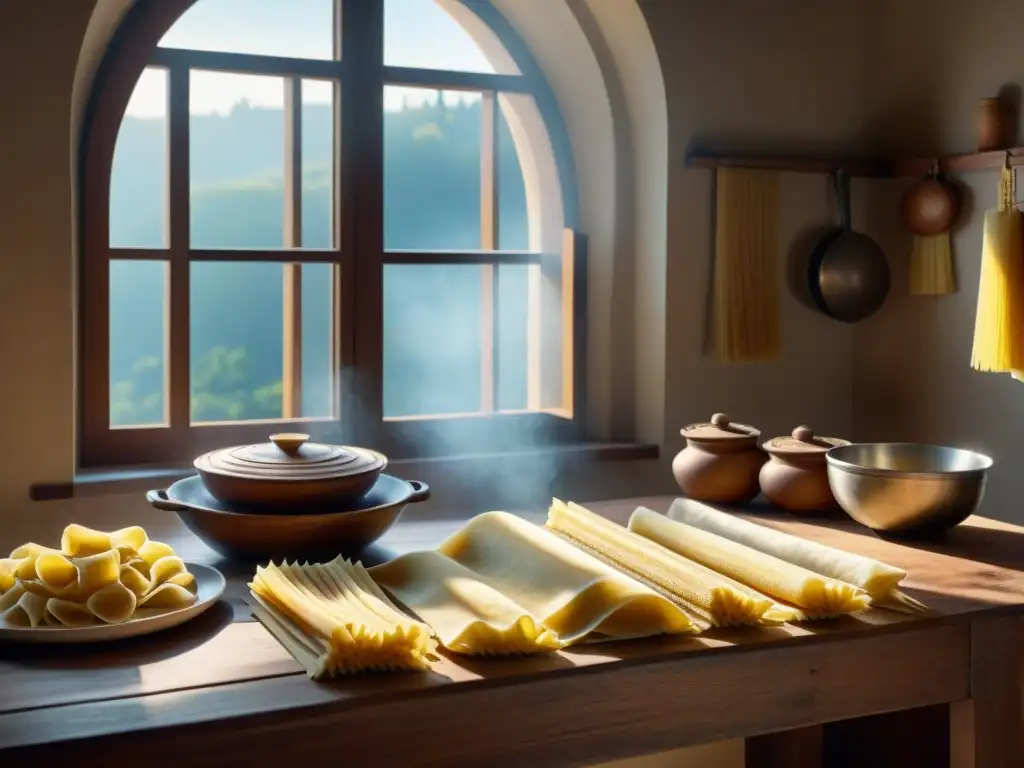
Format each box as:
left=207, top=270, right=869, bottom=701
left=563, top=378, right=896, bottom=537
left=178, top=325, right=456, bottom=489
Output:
left=0, top=563, right=226, bottom=644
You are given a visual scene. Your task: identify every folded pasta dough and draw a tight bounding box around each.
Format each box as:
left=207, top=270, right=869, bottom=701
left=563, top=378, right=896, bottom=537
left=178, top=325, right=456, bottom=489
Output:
left=546, top=500, right=794, bottom=628
left=430, top=511, right=698, bottom=642
left=249, top=558, right=437, bottom=678
left=87, top=581, right=138, bottom=624
left=667, top=499, right=927, bottom=613
left=371, top=551, right=563, bottom=654
left=1, top=590, right=48, bottom=627
left=629, top=508, right=870, bottom=619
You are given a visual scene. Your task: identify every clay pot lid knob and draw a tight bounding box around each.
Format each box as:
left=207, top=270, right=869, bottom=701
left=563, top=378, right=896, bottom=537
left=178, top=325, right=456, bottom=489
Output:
left=269, top=433, right=310, bottom=456
left=711, top=413, right=731, bottom=428
left=792, top=426, right=815, bottom=443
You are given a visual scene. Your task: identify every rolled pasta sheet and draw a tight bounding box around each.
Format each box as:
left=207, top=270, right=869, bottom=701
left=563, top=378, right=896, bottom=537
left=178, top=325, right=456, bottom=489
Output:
left=434, top=512, right=699, bottom=642
left=73, top=550, right=122, bottom=597
left=546, top=500, right=793, bottom=628
left=0, top=558, right=17, bottom=592
left=87, top=581, right=138, bottom=624
left=629, top=508, right=871, bottom=619
left=34, top=552, right=79, bottom=591
left=667, top=499, right=927, bottom=613
left=139, top=583, right=197, bottom=610
left=47, top=598, right=98, bottom=627
left=371, top=551, right=563, bottom=655
left=1, top=590, right=49, bottom=627
left=61, top=524, right=113, bottom=558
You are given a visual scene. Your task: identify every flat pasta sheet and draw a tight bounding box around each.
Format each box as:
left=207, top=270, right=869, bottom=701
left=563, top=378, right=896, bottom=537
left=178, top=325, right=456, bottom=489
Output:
left=370, top=511, right=699, bottom=655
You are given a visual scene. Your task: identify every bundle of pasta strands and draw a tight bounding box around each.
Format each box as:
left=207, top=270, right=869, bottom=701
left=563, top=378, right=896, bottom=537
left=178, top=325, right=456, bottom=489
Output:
left=546, top=499, right=793, bottom=629
left=971, top=160, right=1024, bottom=376
left=249, top=557, right=437, bottom=679
left=370, top=551, right=563, bottom=655
left=0, top=524, right=197, bottom=628
left=373, top=512, right=698, bottom=648
left=667, top=499, right=927, bottom=614
left=629, top=509, right=870, bottom=620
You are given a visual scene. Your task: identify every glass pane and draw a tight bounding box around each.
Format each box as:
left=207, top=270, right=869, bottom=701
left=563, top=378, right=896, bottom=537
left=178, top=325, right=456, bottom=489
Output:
left=384, top=87, right=481, bottom=250
left=384, top=265, right=482, bottom=416
left=159, top=0, right=335, bottom=60
left=110, top=68, right=167, bottom=248
left=497, top=100, right=529, bottom=250
left=191, top=262, right=283, bottom=423
left=190, top=71, right=285, bottom=248
left=301, top=79, right=334, bottom=249
left=385, top=0, right=497, bottom=73
left=496, top=265, right=529, bottom=411
left=301, top=263, right=334, bottom=418
left=110, top=261, right=167, bottom=427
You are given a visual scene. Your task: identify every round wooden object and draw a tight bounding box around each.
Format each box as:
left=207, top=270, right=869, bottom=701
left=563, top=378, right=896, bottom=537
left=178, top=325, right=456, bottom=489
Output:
left=899, top=177, right=960, bottom=236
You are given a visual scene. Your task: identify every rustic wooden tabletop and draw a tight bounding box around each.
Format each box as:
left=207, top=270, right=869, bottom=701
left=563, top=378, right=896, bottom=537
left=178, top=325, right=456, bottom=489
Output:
left=0, top=496, right=1021, bottom=767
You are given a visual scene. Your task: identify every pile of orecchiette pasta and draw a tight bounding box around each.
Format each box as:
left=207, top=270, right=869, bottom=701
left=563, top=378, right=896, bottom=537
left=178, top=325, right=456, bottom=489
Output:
left=0, top=524, right=197, bottom=628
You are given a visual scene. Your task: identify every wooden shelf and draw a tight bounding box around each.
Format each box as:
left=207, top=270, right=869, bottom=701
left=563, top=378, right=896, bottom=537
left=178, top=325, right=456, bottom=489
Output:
left=687, top=147, right=1024, bottom=178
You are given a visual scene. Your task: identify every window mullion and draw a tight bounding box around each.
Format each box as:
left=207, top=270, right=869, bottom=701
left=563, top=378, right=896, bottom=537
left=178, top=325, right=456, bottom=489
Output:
left=480, top=91, right=500, bottom=414
left=282, top=77, right=303, bottom=420
left=167, top=63, right=191, bottom=436
left=341, top=0, right=385, bottom=446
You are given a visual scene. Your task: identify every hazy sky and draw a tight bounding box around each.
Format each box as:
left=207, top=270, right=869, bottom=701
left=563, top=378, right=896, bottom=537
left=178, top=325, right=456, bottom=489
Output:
left=126, top=0, right=495, bottom=117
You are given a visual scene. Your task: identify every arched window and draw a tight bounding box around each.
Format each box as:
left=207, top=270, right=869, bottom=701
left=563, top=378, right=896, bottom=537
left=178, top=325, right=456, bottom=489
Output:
left=80, top=0, right=583, bottom=467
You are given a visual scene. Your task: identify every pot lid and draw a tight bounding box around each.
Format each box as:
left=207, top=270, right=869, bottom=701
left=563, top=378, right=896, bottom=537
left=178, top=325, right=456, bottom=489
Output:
left=194, top=433, right=387, bottom=482
left=681, top=413, right=760, bottom=441
left=763, top=426, right=850, bottom=457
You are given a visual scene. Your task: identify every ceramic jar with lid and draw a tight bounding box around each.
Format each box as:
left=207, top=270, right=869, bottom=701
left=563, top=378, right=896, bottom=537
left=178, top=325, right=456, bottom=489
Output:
left=759, top=425, right=850, bottom=514
left=672, top=413, right=765, bottom=504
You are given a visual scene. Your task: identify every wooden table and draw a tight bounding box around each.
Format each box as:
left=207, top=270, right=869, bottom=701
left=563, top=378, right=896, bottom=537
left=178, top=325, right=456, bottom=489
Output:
left=0, top=497, right=1022, bottom=767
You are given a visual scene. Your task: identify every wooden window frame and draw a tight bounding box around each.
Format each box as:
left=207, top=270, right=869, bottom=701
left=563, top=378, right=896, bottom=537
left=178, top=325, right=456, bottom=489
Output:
left=80, top=0, right=585, bottom=468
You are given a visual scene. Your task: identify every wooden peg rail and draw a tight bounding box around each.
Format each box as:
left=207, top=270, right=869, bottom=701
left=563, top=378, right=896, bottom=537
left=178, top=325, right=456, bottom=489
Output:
left=686, top=147, right=1024, bottom=178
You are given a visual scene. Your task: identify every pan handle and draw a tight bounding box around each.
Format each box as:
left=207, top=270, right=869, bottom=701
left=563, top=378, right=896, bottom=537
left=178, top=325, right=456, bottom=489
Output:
left=146, top=489, right=190, bottom=512
left=406, top=480, right=431, bottom=504
left=834, top=167, right=852, bottom=232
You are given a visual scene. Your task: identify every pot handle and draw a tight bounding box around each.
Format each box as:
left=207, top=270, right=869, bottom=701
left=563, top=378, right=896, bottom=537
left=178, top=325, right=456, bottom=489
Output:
left=406, top=480, right=431, bottom=504
left=146, top=489, right=190, bottom=512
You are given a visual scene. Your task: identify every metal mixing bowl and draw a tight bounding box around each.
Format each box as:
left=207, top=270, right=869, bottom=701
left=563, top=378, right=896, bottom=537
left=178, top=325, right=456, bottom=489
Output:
left=825, top=443, right=993, bottom=537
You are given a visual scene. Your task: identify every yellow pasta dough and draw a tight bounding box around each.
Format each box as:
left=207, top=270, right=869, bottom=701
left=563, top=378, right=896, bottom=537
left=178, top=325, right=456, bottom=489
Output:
left=629, top=509, right=871, bottom=619
left=546, top=500, right=794, bottom=628
left=666, top=499, right=927, bottom=613
left=0, top=523, right=198, bottom=628
left=371, top=512, right=698, bottom=651
left=371, top=551, right=563, bottom=654
left=249, top=558, right=437, bottom=678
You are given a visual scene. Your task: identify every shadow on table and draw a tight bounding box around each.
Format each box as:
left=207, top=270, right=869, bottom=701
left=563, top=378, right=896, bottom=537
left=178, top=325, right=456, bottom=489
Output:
left=0, top=600, right=234, bottom=668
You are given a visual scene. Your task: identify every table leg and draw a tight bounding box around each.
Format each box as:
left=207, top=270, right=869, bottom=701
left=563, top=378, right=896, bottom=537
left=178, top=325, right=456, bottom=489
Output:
left=950, top=615, right=1023, bottom=768
left=746, top=725, right=823, bottom=768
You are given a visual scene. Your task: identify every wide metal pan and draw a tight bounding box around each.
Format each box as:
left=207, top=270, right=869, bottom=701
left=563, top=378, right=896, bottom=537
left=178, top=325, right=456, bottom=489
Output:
left=807, top=168, right=890, bottom=323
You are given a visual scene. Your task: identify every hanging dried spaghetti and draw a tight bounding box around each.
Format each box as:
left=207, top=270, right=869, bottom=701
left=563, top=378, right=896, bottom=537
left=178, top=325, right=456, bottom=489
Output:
left=970, top=156, right=1024, bottom=374
left=712, top=168, right=780, bottom=363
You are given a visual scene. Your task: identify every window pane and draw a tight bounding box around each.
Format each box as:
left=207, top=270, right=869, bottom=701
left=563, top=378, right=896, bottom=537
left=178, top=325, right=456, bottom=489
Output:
left=497, top=99, right=529, bottom=251
left=496, top=265, right=529, bottom=411
left=301, top=263, right=334, bottom=418
left=159, top=0, right=335, bottom=60
left=110, top=68, right=167, bottom=248
left=384, top=265, right=482, bottom=416
left=301, top=79, right=334, bottom=249
left=384, top=87, right=481, bottom=250
left=385, top=0, right=499, bottom=74
left=190, top=71, right=285, bottom=248
left=191, top=262, right=283, bottom=423
left=110, top=261, right=167, bottom=427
